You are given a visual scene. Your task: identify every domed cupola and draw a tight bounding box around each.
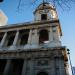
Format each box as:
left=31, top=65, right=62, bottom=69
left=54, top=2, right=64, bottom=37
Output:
left=34, top=2, right=58, bottom=21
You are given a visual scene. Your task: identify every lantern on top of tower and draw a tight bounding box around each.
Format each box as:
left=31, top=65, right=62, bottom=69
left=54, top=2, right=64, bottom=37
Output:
left=34, top=2, right=58, bottom=21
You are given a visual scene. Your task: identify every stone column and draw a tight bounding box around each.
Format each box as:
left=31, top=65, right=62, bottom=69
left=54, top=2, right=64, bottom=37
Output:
left=52, top=26, right=61, bottom=46
left=35, top=29, right=39, bottom=45
left=26, top=29, right=38, bottom=48
left=49, top=27, right=53, bottom=42
left=54, top=57, right=60, bottom=75
left=51, top=59, right=56, bottom=75
left=65, top=62, right=70, bottom=75
left=10, top=31, right=19, bottom=49
left=29, top=60, right=34, bottom=75
left=3, top=59, right=12, bottom=75
left=24, top=30, right=32, bottom=49
left=53, top=26, right=60, bottom=41
left=28, top=29, right=32, bottom=45
left=31, top=29, right=38, bottom=45
left=48, top=26, right=61, bottom=47
left=12, top=30, right=19, bottom=46
left=30, top=29, right=39, bottom=48
left=59, top=58, right=66, bottom=75
left=0, top=32, right=7, bottom=47
left=21, top=60, right=27, bottom=75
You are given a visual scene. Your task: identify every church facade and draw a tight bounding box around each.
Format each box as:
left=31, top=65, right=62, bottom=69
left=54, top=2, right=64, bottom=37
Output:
left=0, top=2, right=70, bottom=75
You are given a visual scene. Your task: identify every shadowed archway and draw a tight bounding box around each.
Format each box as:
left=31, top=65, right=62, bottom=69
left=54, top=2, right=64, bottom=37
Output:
left=39, top=29, right=49, bottom=44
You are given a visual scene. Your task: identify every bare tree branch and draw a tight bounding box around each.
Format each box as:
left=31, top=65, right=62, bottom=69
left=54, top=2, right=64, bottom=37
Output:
left=17, top=0, right=75, bottom=11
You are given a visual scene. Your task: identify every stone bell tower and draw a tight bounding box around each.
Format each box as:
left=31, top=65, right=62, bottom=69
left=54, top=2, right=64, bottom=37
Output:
left=33, top=2, right=62, bottom=48
left=0, top=2, right=70, bottom=75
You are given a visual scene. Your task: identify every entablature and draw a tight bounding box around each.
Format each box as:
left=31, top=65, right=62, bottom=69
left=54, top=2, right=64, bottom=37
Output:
left=0, top=46, right=68, bottom=60
left=0, top=20, right=59, bottom=32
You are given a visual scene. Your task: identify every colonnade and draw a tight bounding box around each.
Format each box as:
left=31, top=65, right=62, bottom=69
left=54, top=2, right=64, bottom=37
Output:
left=0, top=29, right=39, bottom=48
left=0, top=27, right=61, bottom=49
left=0, top=59, right=27, bottom=75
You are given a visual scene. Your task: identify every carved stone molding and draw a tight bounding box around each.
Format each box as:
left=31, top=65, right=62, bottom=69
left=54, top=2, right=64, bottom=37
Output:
left=0, top=47, right=66, bottom=60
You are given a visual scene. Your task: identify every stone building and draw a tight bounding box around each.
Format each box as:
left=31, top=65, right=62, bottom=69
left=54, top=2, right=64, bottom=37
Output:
left=0, top=2, right=69, bottom=75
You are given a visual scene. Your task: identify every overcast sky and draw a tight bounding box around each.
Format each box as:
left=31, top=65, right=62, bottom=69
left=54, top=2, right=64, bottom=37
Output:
left=0, top=0, right=75, bottom=67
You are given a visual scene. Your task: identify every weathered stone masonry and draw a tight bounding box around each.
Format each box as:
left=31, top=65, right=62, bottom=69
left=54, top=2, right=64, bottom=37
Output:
left=0, top=2, right=69, bottom=75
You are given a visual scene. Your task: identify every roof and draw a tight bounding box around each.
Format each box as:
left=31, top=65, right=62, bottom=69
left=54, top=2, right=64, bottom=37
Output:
left=0, top=20, right=62, bottom=36
left=34, top=2, right=55, bottom=14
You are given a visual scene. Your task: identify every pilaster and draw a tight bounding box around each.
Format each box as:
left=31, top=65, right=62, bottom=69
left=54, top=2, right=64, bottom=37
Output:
left=49, top=27, right=53, bottom=42
left=28, top=29, right=32, bottom=45
left=21, top=60, right=27, bottom=75
left=12, top=30, right=19, bottom=46
left=48, top=26, right=61, bottom=47
left=24, top=29, right=32, bottom=49
left=3, top=59, right=12, bottom=75
left=29, top=60, right=34, bottom=75
left=25, top=29, right=39, bottom=49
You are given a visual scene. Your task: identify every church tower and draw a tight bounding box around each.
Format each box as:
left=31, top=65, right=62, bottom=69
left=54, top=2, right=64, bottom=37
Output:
left=0, top=2, right=70, bottom=75
left=33, top=2, right=62, bottom=48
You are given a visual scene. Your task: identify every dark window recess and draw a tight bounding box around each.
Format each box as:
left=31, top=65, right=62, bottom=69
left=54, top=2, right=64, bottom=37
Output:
left=0, top=37, right=2, bottom=42
left=0, top=32, right=4, bottom=42
left=19, top=29, right=29, bottom=45
left=39, top=29, right=49, bottom=44
left=7, top=36, right=15, bottom=46
left=3, top=31, right=16, bottom=47
left=20, top=34, right=29, bottom=45
left=0, top=59, right=7, bottom=75
left=41, top=14, right=47, bottom=20
left=10, top=59, right=23, bottom=75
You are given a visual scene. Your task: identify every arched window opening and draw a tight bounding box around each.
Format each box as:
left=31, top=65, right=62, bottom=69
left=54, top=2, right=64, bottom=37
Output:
left=39, top=29, right=49, bottom=44
left=19, top=29, right=29, bottom=45
left=41, top=14, right=47, bottom=20
left=37, top=72, right=48, bottom=75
